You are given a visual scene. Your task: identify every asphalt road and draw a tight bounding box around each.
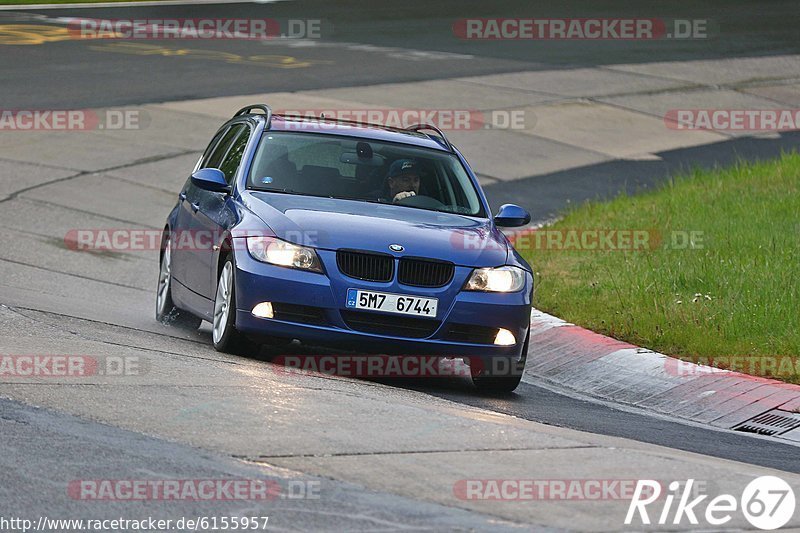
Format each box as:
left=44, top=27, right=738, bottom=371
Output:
left=2, top=0, right=800, bottom=108
left=0, top=397, right=526, bottom=532
left=2, top=1, right=800, bottom=530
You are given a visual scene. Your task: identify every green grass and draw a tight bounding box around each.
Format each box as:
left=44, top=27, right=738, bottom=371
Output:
left=520, top=153, right=800, bottom=382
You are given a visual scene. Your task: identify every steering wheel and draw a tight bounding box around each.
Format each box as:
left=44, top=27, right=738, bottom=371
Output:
left=395, top=194, right=446, bottom=209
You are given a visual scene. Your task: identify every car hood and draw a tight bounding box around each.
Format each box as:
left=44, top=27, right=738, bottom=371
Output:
left=241, top=192, right=508, bottom=267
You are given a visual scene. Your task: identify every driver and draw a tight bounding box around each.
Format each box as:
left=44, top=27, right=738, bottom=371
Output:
left=380, top=159, right=421, bottom=203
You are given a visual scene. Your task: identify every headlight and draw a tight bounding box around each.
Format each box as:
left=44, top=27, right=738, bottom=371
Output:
left=464, top=266, right=526, bottom=292
left=246, top=236, right=323, bottom=273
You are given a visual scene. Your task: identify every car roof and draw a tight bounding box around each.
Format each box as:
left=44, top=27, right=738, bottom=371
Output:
left=262, top=115, right=453, bottom=152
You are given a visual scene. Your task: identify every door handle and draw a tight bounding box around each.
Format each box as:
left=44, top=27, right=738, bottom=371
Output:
left=190, top=202, right=200, bottom=213
left=179, top=192, right=187, bottom=202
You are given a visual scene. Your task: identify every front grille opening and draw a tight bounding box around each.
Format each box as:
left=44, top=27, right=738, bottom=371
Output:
left=341, top=309, right=440, bottom=339
left=398, top=257, right=454, bottom=288
left=271, top=303, right=328, bottom=326
left=445, top=323, right=500, bottom=345
left=337, top=250, right=394, bottom=282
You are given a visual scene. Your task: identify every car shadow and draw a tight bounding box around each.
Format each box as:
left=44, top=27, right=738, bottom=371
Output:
left=222, top=336, right=527, bottom=399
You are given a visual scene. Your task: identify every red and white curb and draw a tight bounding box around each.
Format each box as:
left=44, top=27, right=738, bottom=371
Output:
left=526, top=309, right=800, bottom=442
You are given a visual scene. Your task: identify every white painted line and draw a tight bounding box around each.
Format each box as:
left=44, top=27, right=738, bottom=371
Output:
left=529, top=307, right=571, bottom=331
left=0, top=0, right=283, bottom=10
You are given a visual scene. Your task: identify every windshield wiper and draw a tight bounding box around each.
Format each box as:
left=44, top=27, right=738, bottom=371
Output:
left=333, top=196, right=385, bottom=205
left=252, top=187, right=303, bottom=194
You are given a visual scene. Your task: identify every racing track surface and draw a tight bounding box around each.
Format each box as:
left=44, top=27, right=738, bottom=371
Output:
left=2, top=0, right=800, bottom=530
left=2, top=0, right=800, bottom=108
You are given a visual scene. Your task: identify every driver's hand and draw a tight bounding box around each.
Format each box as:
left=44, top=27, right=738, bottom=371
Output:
left=393, top=191, right=416, bottom=203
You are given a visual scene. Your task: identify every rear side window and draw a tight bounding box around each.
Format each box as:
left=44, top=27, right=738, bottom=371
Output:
left=205, top=124, right=246, bottom=170
left=218, top=127, right=250, bottom=183
left=199, top=129, right=227, bottom=169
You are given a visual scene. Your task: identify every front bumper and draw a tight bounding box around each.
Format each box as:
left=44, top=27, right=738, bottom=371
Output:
left=233, top=247, right=532, bottom=357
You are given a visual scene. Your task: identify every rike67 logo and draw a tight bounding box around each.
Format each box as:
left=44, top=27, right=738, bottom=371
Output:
left=626, top=477, right=796, bottom=530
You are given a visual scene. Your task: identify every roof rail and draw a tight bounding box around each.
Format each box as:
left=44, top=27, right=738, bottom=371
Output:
left=233, top=104, right=273, bottom=126
left=405, top=124, right=454, bottom=152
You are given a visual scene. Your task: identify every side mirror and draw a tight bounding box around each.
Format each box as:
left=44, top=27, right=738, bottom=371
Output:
left=191, top=168, right=230, bottom=193
left=494, top=204, right=531, bottom=228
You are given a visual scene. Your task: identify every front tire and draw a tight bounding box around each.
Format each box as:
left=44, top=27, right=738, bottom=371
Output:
left=156, top=236, right=202, bottom=330
left=470, top=330, right=529, bottom=393
left=212, top=257, right=257, bottom=355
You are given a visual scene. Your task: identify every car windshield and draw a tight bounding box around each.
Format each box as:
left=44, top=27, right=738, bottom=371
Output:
left=247, top=132, right=485, bottom=216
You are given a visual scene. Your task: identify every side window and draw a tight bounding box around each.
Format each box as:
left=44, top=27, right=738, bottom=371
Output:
left=200, top=128, right=228, bottom=169
left=205, top=125, right=245, bottom=170
left=218, top=126, right=250, bottom=184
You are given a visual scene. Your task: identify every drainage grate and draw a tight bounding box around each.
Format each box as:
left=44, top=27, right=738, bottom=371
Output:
left=733, top=409, right=800, bottom=436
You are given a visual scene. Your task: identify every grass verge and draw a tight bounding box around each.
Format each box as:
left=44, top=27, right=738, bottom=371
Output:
left=519, top=152, right=800, bottom=382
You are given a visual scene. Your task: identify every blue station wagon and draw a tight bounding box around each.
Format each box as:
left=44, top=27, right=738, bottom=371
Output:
left=157, top=105, right=533, bottom=392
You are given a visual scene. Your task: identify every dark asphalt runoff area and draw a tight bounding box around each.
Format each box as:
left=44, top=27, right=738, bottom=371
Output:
left=1, top=0, right=799, bottom=109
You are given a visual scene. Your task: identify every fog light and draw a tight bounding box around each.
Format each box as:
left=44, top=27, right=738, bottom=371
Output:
left=252, top=302, right=274, bottom=319
left=494, top=328, right=516, bottom=346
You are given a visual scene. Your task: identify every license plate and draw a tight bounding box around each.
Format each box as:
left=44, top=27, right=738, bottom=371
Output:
left=346, top=289, right=437, bottom=318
